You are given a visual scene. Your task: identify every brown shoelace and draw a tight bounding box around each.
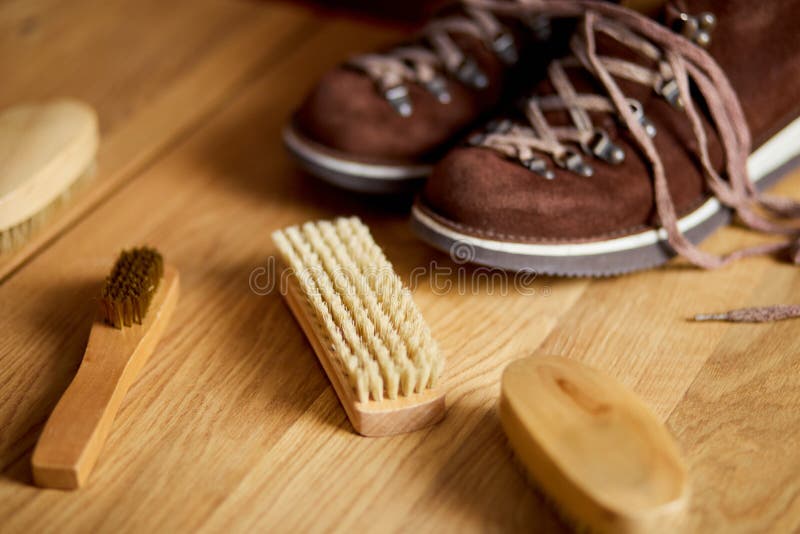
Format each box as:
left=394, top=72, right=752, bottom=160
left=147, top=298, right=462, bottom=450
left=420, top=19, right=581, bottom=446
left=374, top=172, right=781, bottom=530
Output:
left=348, top=2, right=527, bottom=115
left=463, top=0, right=800, bottom=322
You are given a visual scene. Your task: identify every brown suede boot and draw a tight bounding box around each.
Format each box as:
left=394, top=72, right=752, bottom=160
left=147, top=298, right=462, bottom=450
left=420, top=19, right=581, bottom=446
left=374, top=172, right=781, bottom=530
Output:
left=412, top=0, right=800, bottom=275
left=284, top=1, right=571, bottom=193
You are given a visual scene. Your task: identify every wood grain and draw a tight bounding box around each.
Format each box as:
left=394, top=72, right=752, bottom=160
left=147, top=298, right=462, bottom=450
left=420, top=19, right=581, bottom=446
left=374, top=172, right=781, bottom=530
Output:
left=0, top=1, right=799, bottom=532
left=0, top=0, right=316, bottom=279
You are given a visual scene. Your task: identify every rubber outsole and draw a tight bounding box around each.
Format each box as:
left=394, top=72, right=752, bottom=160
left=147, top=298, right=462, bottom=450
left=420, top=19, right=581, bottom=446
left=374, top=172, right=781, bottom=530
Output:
left=283, top=123, right=431, bottom=194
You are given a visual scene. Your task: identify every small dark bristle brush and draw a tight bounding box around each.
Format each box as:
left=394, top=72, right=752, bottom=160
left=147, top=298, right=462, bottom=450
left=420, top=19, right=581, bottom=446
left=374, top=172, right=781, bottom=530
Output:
left=32, top=247, right=179, bottom=489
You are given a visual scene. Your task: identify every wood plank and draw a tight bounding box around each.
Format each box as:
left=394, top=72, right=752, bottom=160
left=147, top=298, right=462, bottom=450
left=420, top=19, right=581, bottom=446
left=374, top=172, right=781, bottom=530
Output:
left=0, top=0, right=316, bottom=279
left=0, top=10, right=589, bottom=532
left=669, top=280, right=800, bottom=533
left=2, top=1, right=800, bottom=532
left=664, top=174, right=800, bottom=533
left=532, top=172, right=800, bottom=532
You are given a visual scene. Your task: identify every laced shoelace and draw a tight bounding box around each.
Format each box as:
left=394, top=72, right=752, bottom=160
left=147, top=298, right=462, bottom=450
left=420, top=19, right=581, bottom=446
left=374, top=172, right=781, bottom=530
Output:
left=470, top=22, right=676, bottom=178
left=347, top=2, right=536, bottom=116
left=464, top=0, right=800, bottom=322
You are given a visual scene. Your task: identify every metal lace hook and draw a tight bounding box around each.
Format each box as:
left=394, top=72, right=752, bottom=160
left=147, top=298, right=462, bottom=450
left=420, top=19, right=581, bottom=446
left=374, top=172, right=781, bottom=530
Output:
left=555, top=148, right=594, bottom=177
left=583, top=129, right=625, bottom=165
left=628, top=99, right=657, bottom=138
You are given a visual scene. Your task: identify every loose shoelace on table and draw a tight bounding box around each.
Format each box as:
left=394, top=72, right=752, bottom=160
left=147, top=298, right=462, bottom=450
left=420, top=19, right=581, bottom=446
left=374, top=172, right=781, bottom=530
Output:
left=348, top=2, right=529, bottom=115
left=462, top=0, right=800, bottom=322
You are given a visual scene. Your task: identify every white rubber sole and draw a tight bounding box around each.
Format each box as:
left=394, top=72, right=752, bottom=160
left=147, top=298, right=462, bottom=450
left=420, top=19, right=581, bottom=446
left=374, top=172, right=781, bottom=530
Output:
left=283, top=123, right=431, bottom=194
left=411, top=115, right=800, bottom=276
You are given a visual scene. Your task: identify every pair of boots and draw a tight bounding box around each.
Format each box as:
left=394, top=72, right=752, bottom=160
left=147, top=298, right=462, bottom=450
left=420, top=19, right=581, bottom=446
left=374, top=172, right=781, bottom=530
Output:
left=285, top=0, right=800, bottom=277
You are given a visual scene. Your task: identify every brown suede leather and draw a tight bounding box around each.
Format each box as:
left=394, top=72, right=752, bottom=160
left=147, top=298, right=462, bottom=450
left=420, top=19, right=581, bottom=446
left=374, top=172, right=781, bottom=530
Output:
left=296, top=35, right=506, bottom=163
left=697, top=0, right=800, bottom=145
left=420, top=0, right=800, bottom=243
left=294, top=7, right=573, bottom=165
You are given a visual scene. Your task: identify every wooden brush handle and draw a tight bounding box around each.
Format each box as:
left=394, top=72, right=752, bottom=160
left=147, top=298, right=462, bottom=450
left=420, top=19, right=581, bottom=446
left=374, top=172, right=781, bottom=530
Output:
left=32, top=266, right=179, bottom=489
left=31, top=342, right=142, bottom=489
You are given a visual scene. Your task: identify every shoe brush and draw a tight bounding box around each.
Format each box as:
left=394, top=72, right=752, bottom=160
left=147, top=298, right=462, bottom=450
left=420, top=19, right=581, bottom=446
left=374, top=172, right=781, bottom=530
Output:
left=0, top=99, right=98, bottom=253
left=272, top=217, right=445, bottom=436
left=499, top=354, right=689, bottom=533
left=32, top=247, right=180, bottom=489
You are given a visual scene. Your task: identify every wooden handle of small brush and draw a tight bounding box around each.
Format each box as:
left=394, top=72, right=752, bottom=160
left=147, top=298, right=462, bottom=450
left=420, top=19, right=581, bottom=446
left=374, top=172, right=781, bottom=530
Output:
left=32, top=266, right=179, bottom=489
left=31, top=342, right=139, bottom=489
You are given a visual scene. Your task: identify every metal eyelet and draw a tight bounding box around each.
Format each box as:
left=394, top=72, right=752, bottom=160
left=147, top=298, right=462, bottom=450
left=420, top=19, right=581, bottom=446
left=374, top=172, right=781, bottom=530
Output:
left=492, top=32, right=518, bottom=65
left=383, top=84, right=413, bottom=117
left=486, top=118, right=513, bottom=134
left=525, top=15, right=552, bottom=41
left=454, top=56, right=489, bottom=90
left=675, top=11, right=716, bottom=47
left=425, top=76, right=451, bottom=104
left=628, top=99, right=657, bottom=138
left=467, top=118, right=513, bottom=146
left=657, top=78, right=684, bottom=109
left=521, top=157, right=555, bottom=180
left=585, top=130, right=625, bottom=165
left=467, top=132, right=486, bottom=146
left=381, top=84, right=413, bottom=117
left=555, top=149, right=594, bottom=177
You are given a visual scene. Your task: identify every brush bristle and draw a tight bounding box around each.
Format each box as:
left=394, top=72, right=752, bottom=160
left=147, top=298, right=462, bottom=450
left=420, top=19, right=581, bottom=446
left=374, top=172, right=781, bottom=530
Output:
left=100, top=247, right=164, bottom=329
left=504, top=439, right=586, bottom=532
left=272, top=217, right=444, bottom=404
left=0, top=164, right=95, bottom=254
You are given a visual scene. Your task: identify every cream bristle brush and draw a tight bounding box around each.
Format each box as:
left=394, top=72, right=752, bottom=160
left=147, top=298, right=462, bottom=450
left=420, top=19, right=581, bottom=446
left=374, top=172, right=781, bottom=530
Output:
left=0, top=99, right=98, bottom=253
left=32, top=247, right=179, bottom=489
left=272, top=217, right=445, bottom=437
left=499, top=355, right=689, bottom=533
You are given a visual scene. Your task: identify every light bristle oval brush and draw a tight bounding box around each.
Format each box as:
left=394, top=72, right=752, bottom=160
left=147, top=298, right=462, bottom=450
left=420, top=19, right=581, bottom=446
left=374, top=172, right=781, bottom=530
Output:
left=499, top=354, right=689, bottom=533
left=32, top=247, right=179, bottom=489
left=272, top=217, right=445, bottom=437
left=0, top=99, right=98, bottom=253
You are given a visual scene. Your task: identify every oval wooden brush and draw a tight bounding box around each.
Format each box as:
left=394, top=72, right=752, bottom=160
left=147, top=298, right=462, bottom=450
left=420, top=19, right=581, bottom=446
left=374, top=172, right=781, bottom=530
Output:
left=499, top=355, right=689, bottom=533
left=32, top=247, right=179, bottom=489
left=0, top=99, right=98, bottom=253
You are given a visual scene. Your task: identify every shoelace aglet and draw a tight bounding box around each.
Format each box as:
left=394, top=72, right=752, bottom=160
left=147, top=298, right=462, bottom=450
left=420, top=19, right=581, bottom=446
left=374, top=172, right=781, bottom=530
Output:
left=693, top=305, right=800, bottom=323
left=692, top=312, right=730, bottom=322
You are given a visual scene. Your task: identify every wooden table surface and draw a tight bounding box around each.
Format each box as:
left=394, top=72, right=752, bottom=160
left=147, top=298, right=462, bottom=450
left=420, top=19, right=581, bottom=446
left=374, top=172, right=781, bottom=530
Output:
left=2, top=1, right=799, bottom=532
